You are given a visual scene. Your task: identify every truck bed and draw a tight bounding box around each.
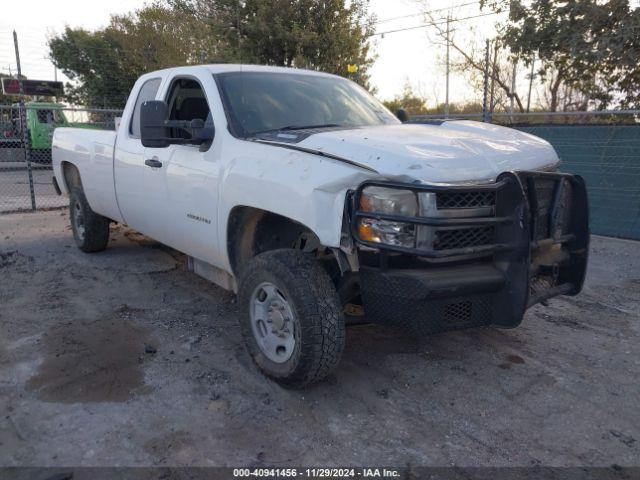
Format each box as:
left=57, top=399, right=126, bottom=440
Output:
left=52, top=127, right=123, bottom=223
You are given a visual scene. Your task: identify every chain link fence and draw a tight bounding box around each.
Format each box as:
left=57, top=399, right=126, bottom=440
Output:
left=0, top=104, right=122, bottom=214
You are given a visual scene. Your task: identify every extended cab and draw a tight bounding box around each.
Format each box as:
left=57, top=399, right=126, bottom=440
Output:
left=52, top=65, right=589, bottom=387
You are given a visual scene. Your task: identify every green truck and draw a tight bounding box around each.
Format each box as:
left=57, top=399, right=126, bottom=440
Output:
left=0, top=102, right=108, bottom=163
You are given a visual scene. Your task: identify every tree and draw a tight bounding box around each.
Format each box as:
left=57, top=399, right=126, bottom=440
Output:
left=49, top=0, right=376, bottom=107
left=417, top=0, right=640, bottom=112
left=383, top=82, right=428, bottom=115
left=415, top=1, right=526, bottom=113
left=49, top=28, right=129, bottom=107
left=169, top=0, right=375, bottom=88
left=49, top=5, right=214, bottom=107
left=484, top=0, right=640, bottom=110
left=382, top=82, right=485, bottom=117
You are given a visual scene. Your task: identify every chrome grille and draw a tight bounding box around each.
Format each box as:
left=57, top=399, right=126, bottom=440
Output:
left=420, top=189, right=497, bottom=252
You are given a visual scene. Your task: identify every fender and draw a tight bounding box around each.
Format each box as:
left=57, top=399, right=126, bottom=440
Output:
left=216, top=139, right=380, bottom=273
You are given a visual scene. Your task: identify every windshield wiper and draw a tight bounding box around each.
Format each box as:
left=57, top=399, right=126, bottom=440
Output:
left=252, top=123, right=341, bottom=135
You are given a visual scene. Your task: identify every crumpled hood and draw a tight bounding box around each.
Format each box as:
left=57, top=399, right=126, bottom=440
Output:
left=296, top=121, right=559, bottom=183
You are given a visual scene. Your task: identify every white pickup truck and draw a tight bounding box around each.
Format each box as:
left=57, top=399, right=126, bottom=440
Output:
left=52, top=65, right=589, bottom=387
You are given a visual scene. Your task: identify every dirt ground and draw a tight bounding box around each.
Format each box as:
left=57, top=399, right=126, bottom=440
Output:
left=0, top=210, right=639, bottom=468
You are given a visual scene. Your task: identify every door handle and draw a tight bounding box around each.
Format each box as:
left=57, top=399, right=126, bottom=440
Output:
left=144, top=158, right=163, bottom=168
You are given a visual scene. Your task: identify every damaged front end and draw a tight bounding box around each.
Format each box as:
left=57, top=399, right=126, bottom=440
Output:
left=347, top=171, right=589, bottom=334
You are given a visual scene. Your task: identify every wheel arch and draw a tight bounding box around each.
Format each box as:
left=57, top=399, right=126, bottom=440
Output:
left=226, top=205, right=325, bottom=278
left=60, top=161, right=82, bottom=193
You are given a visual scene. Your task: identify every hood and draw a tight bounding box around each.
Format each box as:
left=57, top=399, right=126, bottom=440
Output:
left=293, top=121, right=559, bottom=183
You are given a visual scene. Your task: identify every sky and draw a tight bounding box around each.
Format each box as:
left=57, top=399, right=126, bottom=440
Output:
left=0, top=0, right=516, bottom=107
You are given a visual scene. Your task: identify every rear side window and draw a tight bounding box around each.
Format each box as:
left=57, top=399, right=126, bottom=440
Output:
left=129, top=78, right=161, bottom=137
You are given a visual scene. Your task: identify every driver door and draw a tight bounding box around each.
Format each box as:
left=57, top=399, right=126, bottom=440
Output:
left=142, top=74, right=222, bottom=264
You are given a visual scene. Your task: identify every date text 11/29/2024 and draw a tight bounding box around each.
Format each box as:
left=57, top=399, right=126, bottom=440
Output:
left=232, top=468, right=401, bottom=478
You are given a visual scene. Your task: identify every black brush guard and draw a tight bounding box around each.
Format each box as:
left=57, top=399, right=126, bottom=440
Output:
left=349, top=171, right=589, bottom=333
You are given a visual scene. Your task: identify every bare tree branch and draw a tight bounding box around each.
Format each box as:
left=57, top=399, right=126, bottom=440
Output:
left=422, top=10, right=526, bottom=112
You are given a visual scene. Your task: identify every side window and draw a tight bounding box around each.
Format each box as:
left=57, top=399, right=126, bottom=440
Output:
left=36, top=110, right=52, bottom=123
left=165, top=78, right=212, bottom=140
left=130, top=78, right=161, bottom=137
left=36, top=109, right=64, bottom=124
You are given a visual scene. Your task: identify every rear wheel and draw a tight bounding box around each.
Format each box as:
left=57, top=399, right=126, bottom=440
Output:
left=70, top=187, right=110, bottom=253
left=238, top=249, right=345, bottom=388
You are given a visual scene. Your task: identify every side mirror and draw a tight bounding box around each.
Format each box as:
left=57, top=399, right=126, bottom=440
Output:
left=141, top=100, right=170, bottom=148
left=396, top=108, right=409, bottom=123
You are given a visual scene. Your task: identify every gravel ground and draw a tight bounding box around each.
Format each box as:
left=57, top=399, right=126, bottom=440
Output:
left=0, top=210, right=639, bottom=468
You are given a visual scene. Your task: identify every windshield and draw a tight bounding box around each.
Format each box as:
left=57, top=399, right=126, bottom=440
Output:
left=215, top=71, right=399, bottom=137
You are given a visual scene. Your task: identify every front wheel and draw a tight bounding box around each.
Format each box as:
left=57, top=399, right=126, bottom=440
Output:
left=69, top=187, right=110, bottom=253
left=238, top=249, right=346, bottom=388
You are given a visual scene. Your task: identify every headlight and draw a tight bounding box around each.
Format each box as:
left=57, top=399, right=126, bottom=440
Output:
left=358, top=187, right=418, bottom=248
left=359, top=187, right=418, bottom=216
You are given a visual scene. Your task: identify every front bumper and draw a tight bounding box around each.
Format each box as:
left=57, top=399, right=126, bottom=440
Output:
left=350, top=171, right=589, bottom=334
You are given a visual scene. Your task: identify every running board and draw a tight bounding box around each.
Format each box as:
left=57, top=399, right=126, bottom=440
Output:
left=187, top=257, right=237, bottom=293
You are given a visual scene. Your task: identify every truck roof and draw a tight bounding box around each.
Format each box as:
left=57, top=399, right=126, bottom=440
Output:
left=154, top=64, right=341, bottom=79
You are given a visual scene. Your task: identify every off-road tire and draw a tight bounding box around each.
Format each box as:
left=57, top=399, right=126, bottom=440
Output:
left=238, top=249, right=346, bottom=388
left=69, top=186, right=110, bottom=253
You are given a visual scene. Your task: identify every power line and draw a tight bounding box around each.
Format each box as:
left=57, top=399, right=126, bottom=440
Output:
left=370, top=11, right=500, bottom=38
left=368, top=1, right=482, bottom=26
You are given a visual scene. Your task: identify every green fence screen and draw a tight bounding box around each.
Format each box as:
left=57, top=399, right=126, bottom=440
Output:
left=515, top=125, right=640, bottom=240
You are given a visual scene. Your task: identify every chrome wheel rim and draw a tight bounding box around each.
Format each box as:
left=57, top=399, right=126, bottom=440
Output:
left=250, top=282, right=296, bottom=363
left=73, top=200, right=85, bottom=240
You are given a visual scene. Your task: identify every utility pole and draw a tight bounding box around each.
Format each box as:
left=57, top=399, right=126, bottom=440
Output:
left=526, top=55, right=536, bottom=113
left=53, top=64, right=58, bottom=103
left=444, top=14, right=450, bottom=118
left=489, top=41, right=498, bottom=117
left=482, top=39, right=490, bottom=123
left=13, top=30, right=36, bottom=211
left=510, top=61, right=517, bottom=121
